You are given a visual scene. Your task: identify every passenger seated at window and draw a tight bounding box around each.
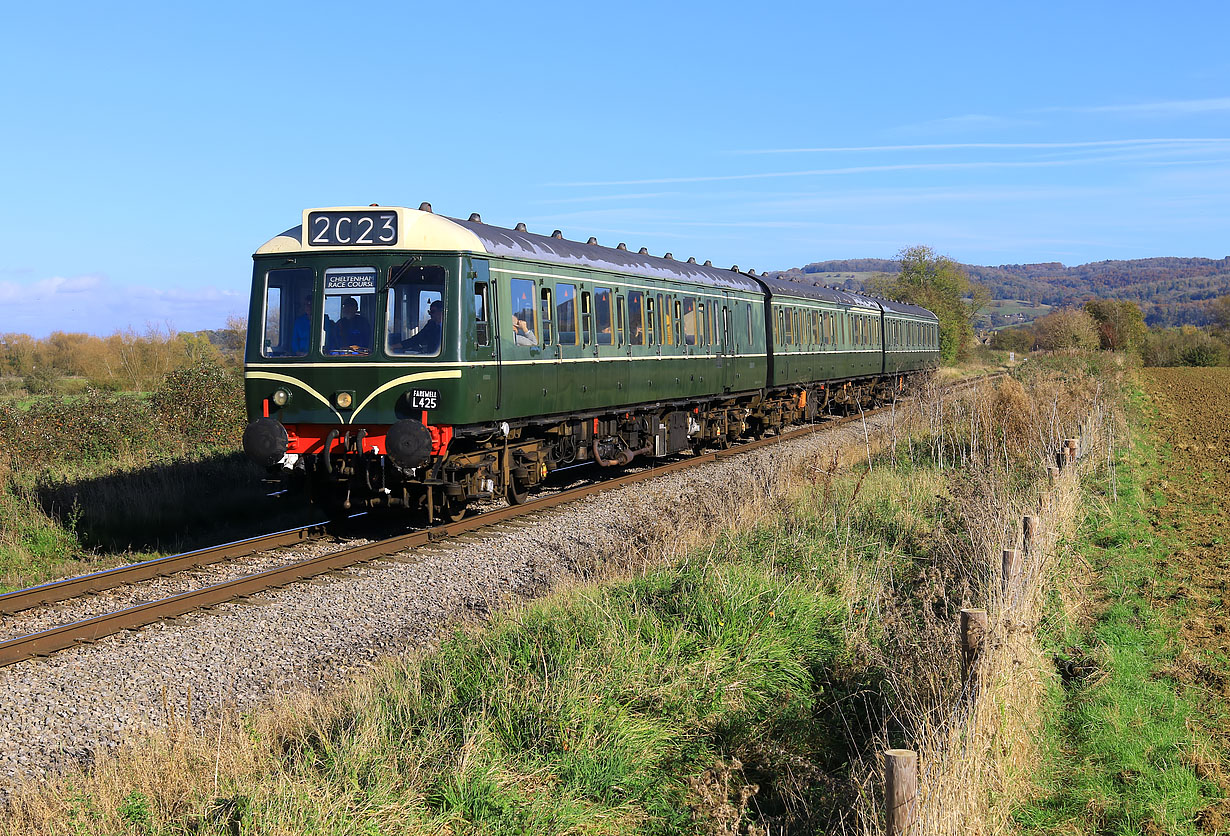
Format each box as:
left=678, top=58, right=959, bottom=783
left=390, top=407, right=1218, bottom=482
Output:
left=330, top=296, right=371, bottom=354
left=511, top=315, right=537, bottom=346
left=394, top=300, right=444, bottom=355
left=291, top=293, right=312, bottom=354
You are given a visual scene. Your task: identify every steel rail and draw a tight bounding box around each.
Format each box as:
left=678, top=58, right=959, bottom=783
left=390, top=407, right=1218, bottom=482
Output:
left=0, top=370, right=1010, bottom=667
left=0, top=523, right=330, bottom=615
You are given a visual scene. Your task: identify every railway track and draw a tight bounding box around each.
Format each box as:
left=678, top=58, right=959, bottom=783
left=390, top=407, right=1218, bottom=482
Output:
left=0, top=372, right=1006, bottom=668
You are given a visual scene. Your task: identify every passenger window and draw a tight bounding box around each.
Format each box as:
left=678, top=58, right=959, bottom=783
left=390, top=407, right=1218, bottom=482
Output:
left=659, top=294, right=673, bottom=346
left=261, top=267, right=313, bottom=358
left=580, top=290, right=592, bottom=346
left=474, top=282, right=490, bottom=347
left=746, top=304, right=753, bottom=345
left=540, top=287, right=554, bottom=344
left=556, top=283, right=577, bottom=345
left=616, top=294, right=625, bottom=347
left=649, top=296, right=660, bottom=346
left=628, top=291, right=645, bottom=345
left=595, top=287, right=613, bottom=345
left=509, top=278, right=538, bottom=347
left=682, top=298, right=697, bottom=346
left=697, top=302, right=707, bottom=346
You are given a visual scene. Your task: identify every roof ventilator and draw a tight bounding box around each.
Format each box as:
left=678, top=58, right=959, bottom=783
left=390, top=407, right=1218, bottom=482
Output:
left=468, top=213, right=482, bottom=223
left=419, top=202, right=432, bottom=213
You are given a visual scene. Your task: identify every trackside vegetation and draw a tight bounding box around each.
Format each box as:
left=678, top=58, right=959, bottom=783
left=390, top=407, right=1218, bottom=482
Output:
left=6, top=356, right=1135, bottom=834
left=0, top=358, right=311, bottom=592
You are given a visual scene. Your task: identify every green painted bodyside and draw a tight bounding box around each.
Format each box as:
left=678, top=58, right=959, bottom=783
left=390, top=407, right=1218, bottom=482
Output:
left=766, top=300, right=882, bottom=388
left=245, top=252, right=771, bottom=431
left=883, top=311, right=941, bottom=375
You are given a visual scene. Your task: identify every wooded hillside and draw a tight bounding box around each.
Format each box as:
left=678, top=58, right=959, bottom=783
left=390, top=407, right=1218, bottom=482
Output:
left=772, top=256, right=1230, bottom=327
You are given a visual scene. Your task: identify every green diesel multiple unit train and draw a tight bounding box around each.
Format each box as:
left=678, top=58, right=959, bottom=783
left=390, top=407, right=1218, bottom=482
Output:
left=242, top=204, right=939, bottom=520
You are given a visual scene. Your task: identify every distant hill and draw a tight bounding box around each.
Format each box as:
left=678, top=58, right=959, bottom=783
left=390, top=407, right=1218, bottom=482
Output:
left=770, top=256, right=1230, bottom=327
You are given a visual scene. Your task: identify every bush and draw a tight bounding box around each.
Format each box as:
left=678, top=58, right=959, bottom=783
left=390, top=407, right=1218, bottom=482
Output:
left=1180, top=342, right=1225, bottom=367
left=0, top=390, right=165, bottom=473
left=1144, top=326, right=1228, bottom=367
left=22, top=366, right=59, bottom=396
left=150, top=359, right=246, bottom=449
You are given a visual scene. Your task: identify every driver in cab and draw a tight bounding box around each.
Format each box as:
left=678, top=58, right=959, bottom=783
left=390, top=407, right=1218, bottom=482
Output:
left=331, top=296, right=371, bottom=354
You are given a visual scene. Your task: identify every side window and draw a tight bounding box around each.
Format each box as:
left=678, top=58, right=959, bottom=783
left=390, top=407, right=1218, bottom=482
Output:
left=556, top=283, right=577, bottom=345
left=682, top=297, right=697, bottom=346
left=697, top=302, right=707, bottom=346
left=540, top=287, right=554, bottom=344
left=616, top=294, right=626, bottom=346
left=628, top=291, right=645, bottom=345
left=745, top=304, right=753, bottom=345
left=474, top=282, right=490, bottom=347
left=648, top=295, right=658, bottom=346
left=595, top=287, right=613, bottom=345
left=261, top=267, right=313, bottom=358
left=510, top=278, right=538, bottom=347
left=580, top=290, right=592, bottom=347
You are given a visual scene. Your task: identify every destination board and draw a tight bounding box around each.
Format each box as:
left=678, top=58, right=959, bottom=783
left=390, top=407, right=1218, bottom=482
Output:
left=308, top=211, right=398, bottom=247
left=324, top=267, right=377, bottom=294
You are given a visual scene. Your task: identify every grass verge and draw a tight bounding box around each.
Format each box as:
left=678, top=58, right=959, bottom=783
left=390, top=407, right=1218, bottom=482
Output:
left=1015, top=382, right=1224, bottom=834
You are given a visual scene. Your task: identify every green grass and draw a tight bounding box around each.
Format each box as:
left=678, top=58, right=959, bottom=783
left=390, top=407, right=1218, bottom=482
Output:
left=1015, top=386, right=1222, bottom=835
left=220, top=553, right=862, bottom=835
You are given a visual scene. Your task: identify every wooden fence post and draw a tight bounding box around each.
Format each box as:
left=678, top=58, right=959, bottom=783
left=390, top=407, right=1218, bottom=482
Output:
left=960, top=607, right=988, bottom=695
left=1065, top=438, right=1078, bottom=466
left=1023, top=514, right=1040, bottom=556
left=1001, top=548, right=1022, bottom=598
left=884, top=749, right=919, bottom=835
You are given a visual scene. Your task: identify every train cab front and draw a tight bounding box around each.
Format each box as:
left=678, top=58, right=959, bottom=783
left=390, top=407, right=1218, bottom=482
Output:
left=242, top=410, right=456, bottom=514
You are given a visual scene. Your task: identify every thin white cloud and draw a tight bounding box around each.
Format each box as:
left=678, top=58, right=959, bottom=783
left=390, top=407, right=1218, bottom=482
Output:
left=1051, top=97, right=1230, bottom=116
left=547, top=155, right=1163, bottom=187
left=734, top=138, right=1230, bottom=155
left=529, top=192, right=681, bottom=205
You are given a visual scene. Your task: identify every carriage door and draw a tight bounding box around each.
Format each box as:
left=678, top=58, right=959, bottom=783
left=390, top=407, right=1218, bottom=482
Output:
left=720, top=297, right=735, bottom=393
left=470, top=259, right=499, bottom=411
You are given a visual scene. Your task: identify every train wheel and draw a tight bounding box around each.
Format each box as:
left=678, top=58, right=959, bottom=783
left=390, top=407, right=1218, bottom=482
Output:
left=507, top=476, right=529, bottom=505
left=441, top=495, right=468, bottom=523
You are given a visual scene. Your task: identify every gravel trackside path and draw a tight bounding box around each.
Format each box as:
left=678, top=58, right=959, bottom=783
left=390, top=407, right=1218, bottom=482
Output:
left=0, top=409, right=900, bottom=798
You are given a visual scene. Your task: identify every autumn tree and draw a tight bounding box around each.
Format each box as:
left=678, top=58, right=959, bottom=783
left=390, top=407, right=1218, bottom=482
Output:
left=1083, top=299, right=1146, bottom=353
left=1032, top=308, right=1100, bottom=351
left=869, top=245, right=988, bottom=363
left=1208, top=294, right=1230, bottom=332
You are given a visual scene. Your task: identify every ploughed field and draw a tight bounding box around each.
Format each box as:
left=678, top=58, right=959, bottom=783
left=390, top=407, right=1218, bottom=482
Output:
left=1140, top=368, right=1230, bottom=701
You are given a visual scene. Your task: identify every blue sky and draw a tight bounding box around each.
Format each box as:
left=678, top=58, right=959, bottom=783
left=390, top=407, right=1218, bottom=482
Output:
left=2, top=1, right=1228, bottom=337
